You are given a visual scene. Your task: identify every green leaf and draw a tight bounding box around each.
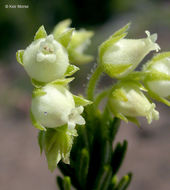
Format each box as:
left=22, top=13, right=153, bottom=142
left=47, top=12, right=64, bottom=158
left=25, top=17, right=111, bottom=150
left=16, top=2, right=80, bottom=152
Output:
left=16, top=50, right=24, bottom=65
left=115, top=173, right=132, bottom=190
left=95, top=165, right=112, bottom=190
left=57, top=28, right=74, bottom=48
left=109, top=117, right=121, bottom=142
left=38, top=131, right=45, bottom=154
left=57, top=176, right=64, bottom=190
left=76, top=148, right=89, bottom=186
left=64, top=64, right=80, bottom=77
left=111, top=140, right=128, bottom=174
left=73, top=95, right=92, bottom=106
left=32, top=88, right=46, bottom=98
left=108, top=175, right=118, bottom=190
left=30, top=111, right=46, bottom=131
left=34, top=25, right=47, bottom=40
left=63, top=176, right=71, bottom=190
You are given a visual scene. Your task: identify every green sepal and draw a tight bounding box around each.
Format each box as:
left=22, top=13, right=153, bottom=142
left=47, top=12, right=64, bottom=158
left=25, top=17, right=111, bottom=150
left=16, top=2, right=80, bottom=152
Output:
left=51, top=77, right=75, bottom=86
left=38, top=130, right=45, bottom=154
left=124, top=71, right=146, bottom=81
left=102, top=63, right=132, bottom=78
left=68, top=50, right=94, bottom=64
left=64, top=64, right=79, bottom=77
left=99, top=22, right=130, bottom=65
left=63, top=176, right=71, bottom=190
left=56, top=28, right=74, bottom=48
left=95, top=165, right=112, bottom=190
left=126, top=117, right=140, bottom=127
left=113, top=23, right=131, bottom=38
left=16, top=50, right=24, bottom=65
left=32, top=88, right=46, bottom=98
left=31, top=77, right=74, bottom=88
left=53, top=19, right=72, bottom=39
left=116, top=113, right=128, bottom=123
left=30, top=111, right=46, bottom=131
left=73, top=95, right=92, bottom=106
left=31, top=79, right=46, bottom=88
left=34, top=25, right=47, bottom=41
left=143, top=71, right=170, bottom=82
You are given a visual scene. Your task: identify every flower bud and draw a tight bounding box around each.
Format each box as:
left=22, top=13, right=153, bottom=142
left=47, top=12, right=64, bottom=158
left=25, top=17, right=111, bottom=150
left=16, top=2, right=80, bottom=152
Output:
left=108, top=81, right=159, bottom=124
left=31, top=84, right=85, bottom=130
left=143, top=52, right=170, bottom=106
left=99, top=23, right=160, bottom=78
left=53, top=19, right=94, bottom=64
left=17, top=26, right=70, bottom=83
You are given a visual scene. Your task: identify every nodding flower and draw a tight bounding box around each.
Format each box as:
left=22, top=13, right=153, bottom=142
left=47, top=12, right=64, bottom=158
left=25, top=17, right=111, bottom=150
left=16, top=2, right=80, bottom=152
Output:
left=143, top=52, right=170, bottom=106
left=99, top=23, right=160, bottom=79
left=108, top=81, right=159, bottom=124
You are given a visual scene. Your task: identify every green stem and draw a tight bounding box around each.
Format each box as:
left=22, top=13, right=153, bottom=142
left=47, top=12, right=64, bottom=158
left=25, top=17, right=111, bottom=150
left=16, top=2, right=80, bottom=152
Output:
left=86, top=65, right=103, bottom=101
left=93, top=88, right=110, bottom=109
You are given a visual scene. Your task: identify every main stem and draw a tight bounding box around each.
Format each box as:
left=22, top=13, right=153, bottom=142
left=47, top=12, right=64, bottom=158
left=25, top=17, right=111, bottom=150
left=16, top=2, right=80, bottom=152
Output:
left=86, top=65, right=103, bottom=101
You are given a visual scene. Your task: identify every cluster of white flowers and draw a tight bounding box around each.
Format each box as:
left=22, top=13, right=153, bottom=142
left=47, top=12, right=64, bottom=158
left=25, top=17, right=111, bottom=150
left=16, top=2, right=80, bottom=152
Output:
left=17, top=20, right=170, bottom=171
left=16, top=20, right=93, bottom=170
left=99, top=23, right=170, bottom=125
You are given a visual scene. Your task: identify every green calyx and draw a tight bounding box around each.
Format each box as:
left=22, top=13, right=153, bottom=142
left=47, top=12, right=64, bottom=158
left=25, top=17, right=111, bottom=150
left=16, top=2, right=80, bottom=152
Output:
left=38, top=126, right=74, bottom=172
left=31, top=77, right=75, bottom=88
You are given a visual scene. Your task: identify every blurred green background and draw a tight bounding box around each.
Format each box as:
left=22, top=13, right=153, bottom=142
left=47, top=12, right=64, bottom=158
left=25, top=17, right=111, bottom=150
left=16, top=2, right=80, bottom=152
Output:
left=0, top=0, right=170, bottom=190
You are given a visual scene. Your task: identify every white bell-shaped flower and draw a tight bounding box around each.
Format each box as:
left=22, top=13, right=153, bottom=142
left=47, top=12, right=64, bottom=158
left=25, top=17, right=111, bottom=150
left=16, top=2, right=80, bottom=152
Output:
left=143, top=52, right=170, bottom=106
left=23, top=35, right=69, bottom=82
left=108, top=81, right=159, bottom=124
left=99, top=23, right=160, bottom=78
left=31, top=84, right=85, bottom=130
